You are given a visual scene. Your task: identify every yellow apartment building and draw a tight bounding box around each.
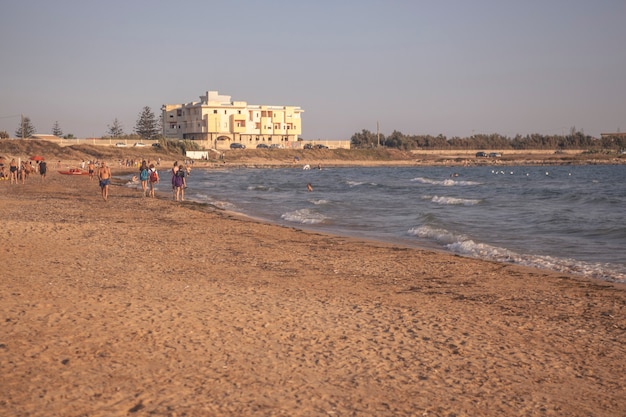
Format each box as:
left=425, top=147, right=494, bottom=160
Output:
left=161, top=91, right=304, bottom=149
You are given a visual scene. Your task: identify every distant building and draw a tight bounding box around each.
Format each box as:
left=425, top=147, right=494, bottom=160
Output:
left=161, top=91, right=304, bottom=149
left=600, top=132, right=626, bottom=139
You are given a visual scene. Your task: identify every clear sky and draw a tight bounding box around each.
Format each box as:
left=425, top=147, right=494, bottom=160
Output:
left=1, top=0, right=624, bottom=140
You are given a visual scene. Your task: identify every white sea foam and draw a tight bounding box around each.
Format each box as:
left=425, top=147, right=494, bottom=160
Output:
left=211, top=200, right=237, bottom=210
left=408, top=225, right=464, bottom=244
left=429, top=196, right=481, bottom=206
left=248, top=185, right=273, bottom=191
left=445, top=239, right=626, bottom=283
left=310, top=199, right=330, bottom=205
left=192, top=193, right=236, bottom=210
left=412, top=177, right=481, bottom=186
left=408, top=226, right=624, bottom=282
left=446, top=239, right=520, bottom=262
left=281, top=208, right=327, bottom=224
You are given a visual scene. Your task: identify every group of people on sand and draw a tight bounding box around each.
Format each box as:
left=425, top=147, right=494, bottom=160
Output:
left=1, top=156, right=187, bottom=204
left=96, top=159, right=190, bottom=203
left=1, top=158, right=47, bottom=184
left=132, top=160, right=188, bottom=201
left=170, top=161, right=188, bottom=201
left=138, top=160, right=160, bottom=198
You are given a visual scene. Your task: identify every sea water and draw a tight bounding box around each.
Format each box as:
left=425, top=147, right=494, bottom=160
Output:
left=160, top=164, right=626, bottom=283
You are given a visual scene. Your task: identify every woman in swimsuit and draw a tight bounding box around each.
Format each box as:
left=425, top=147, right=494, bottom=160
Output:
left=9, top=159, right=17, bottom=184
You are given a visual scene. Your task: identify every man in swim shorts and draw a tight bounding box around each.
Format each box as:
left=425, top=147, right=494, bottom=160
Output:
left=98, top=161, right=112, bottom=201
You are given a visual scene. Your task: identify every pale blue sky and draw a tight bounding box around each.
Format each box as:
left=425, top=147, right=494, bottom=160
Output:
left=1, top=0, right=624, bottom=139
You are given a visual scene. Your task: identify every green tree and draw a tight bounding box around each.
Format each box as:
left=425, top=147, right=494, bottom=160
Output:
left=52, top=121, right=63, bottom=137
left=15, top=116, right=36, bottom=138
left=350, top=129, right=379, bottom=148
left=134, top=106, right=159, bottom=140
left=383, top=130, right=409, bottom=149
left=107, top=118, right=124, bottom=138
left=0, top=130, right=9, bottom=139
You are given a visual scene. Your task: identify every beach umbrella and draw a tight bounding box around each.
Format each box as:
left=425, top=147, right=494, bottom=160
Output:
left=30, top=155, right=45, bottom=161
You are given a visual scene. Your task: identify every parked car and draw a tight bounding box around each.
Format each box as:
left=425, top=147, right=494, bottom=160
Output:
left=151, top=143, right=160, bottom=147
left=488, top=152, right=502, bottom=157
left=314, top=144, right=329, bottom=149
left=475, top=151, right=488, bottom=157
left=256, top=143, right=269, bottom=149
left=133, top=142, right=146, bottom=147
left=269, top=144, right=284, bottom=149
left=115, top=142, right=127, bottom=147
left=230, top=143, right=245, bottom=149
left=303, top=144, right=313, bottom=150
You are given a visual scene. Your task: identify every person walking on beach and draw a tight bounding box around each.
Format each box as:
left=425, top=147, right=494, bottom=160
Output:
left=88, top=161, right=95, bottom=181
left=9, top=159, right=18, bottom=184
left=139, top=160, right=149, bottom=197
left=98, top=161, right=112, bottom=202
left=19, top=161, right=26, bottom=185
left=171, top=161, right=179, bottom=198
left=148, top=164, right=159, bottom=198
left=39, top=160, right=47, bottom=182
left=173, top=163, right=186, bottom=201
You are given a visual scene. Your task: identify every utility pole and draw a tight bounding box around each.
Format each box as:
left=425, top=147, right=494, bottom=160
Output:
left=377, top=121, right=380, bottom=147
left=21, top=114, right=24, bottom=139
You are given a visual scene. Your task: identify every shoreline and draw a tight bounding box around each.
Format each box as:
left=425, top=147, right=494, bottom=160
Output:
left=121, top=164, right=626, bottom=285
left=1, top=171, right=625, bottom=416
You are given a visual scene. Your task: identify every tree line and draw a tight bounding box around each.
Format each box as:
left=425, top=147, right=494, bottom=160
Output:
left=350, top=128, right=626, bottom=151
left=0, top=106, right=161, bottom=141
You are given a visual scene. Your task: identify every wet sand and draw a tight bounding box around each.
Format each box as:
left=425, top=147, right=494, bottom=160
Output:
left=1, top=170, right=625, bottom=416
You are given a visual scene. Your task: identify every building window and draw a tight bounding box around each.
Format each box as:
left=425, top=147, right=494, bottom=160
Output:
left=213, top=110, right=217, bottom=114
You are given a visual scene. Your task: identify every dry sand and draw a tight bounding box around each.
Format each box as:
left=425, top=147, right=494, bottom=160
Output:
left=1, top=168, right=625, bottom=417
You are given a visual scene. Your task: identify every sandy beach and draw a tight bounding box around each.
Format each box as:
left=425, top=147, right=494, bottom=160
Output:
left=1, top=167, right=625, bottom=416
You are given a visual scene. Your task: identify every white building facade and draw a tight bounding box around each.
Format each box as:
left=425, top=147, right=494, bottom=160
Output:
left=162, top=91, right=304, bottom=149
